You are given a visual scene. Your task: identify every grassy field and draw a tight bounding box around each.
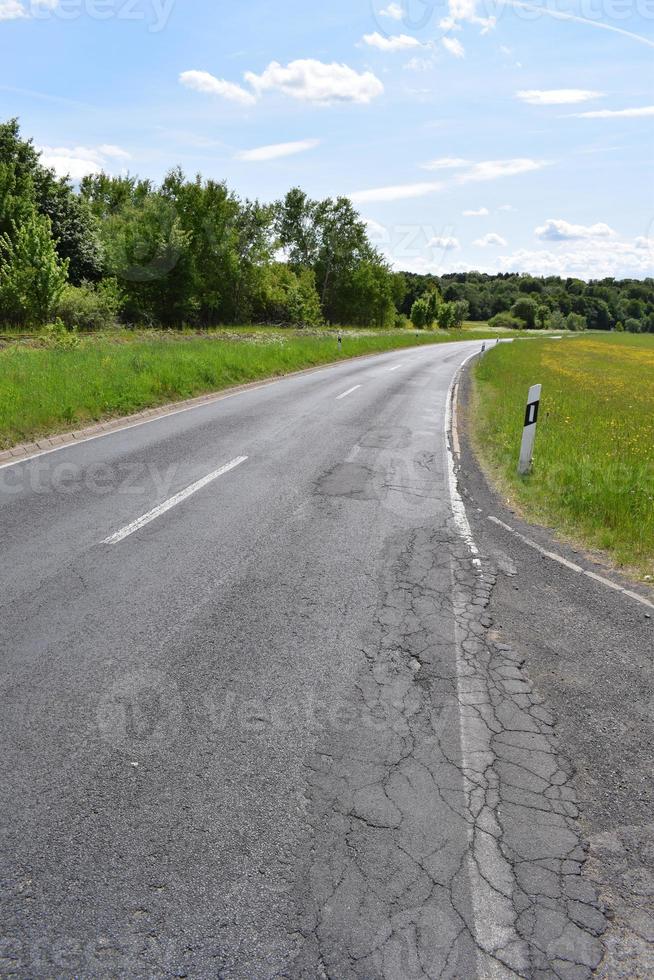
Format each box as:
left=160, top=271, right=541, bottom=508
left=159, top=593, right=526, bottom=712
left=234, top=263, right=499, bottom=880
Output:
left=472, top=333, right=654, bottom=579
left=0, top=324, right=520, bottom=450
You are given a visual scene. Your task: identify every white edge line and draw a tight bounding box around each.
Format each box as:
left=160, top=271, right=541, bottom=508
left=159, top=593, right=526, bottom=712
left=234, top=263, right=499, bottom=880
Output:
left=446, top=348, right=529, bottom=971
left=103, top=456, right=248, bottom=545
left=445, top=350, right=482, bottom=568
left=488, top=516, right=654, bottom=612
left=336, top=385, right=362, bottom=400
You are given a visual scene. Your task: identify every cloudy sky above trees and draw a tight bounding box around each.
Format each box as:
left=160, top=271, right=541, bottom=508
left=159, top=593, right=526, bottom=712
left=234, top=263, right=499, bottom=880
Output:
left=1, top=0, right=652, bottom=279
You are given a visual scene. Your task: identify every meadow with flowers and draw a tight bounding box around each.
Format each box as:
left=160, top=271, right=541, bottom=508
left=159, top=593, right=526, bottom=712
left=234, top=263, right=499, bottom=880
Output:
left=472, top=333, right=654, bottom=579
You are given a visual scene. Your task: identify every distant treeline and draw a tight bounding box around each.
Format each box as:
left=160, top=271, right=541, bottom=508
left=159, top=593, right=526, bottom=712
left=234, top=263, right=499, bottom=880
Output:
left=400, top=271, right=654, bottom=333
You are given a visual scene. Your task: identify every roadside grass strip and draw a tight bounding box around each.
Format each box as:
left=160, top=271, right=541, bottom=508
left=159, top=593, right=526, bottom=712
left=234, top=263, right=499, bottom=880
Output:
left=472, top=333, right=654, bottom=578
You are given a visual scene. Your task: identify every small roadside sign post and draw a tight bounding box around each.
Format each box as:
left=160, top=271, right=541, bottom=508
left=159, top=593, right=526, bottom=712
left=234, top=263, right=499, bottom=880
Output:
left=518, top=384, right=542, bottom=475
left=338, top=331, right=342, bottom=352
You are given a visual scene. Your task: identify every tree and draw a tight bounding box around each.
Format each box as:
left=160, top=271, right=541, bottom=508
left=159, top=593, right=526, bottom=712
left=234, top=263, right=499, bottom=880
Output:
left=425, top=289, right=441, bottom=323
left=0, top=119, right=102, bottom=284
left=436, top=301, right=458, bottom=330
left=510, top=297, right=538, bottom=329
left=0, top=211, right=69, bottom=324
left=410, top=297, right=431, bottom=329
left=0, top=118, right=41, bottom=239
left=536, top=306, right=549, bottom=330
left=35, top=171, right=103, bottom=284
left=101, top=194, right=194, bottom=325
left=453, top=300, right=469, bottom=327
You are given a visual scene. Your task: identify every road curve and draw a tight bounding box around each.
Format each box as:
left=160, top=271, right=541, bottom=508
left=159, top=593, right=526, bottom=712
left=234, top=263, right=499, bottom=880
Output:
left=0, top=342, right=605, bottom=978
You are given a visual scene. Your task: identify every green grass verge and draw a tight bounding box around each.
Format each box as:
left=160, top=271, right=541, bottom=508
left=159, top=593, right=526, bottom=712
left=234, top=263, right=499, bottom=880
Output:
left=0, top=325, right=515, bottom=450
left=471, top=332, right=654, bottom=579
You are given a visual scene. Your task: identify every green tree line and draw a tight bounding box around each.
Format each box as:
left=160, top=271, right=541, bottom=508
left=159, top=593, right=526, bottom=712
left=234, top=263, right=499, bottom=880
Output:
left=0, top=119, right=405, bottom=331
left=2, top=119, right=653, bottom=334
left=401, top=270, right=654, bottom=333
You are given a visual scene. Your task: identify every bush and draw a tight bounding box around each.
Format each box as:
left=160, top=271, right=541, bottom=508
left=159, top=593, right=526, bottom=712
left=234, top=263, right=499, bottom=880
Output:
left=56, top=279, right=123, bottom=331
left=489, top=312, right=524, bottom=330
left=254, top=264, right=322, bottom=326
left=566, top=312, right=587, bottom=332
left=40, top=318, right=80, bottom=349
left=546, top=310, right=566, bottom=332
left=394, top=312, right=409, bottom=329
left=410, top=297, right=431, bottom=329
left=625, top=318, right=642, bottom=334
left=436, top=302, right=457, bottom=330
left=615, top=320, right=624, bottom=332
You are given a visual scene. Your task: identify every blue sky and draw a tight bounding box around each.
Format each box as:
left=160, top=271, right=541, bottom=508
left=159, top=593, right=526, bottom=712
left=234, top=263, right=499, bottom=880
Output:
left=1, top=0, right=653, bottom=279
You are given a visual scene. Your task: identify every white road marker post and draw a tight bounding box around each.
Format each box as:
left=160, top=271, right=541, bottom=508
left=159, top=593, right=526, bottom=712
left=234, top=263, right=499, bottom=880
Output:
left=338, top=331, right=342, bottom=352
left=518, top=384, right=542, bottom=475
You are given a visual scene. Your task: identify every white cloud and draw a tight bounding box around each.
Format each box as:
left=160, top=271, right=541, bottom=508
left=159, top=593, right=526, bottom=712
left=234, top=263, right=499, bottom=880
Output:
left=362, top=31, right=422, bottom=52
left=493, top=239, right=653, bottom=279
left=98, top=144, right=131, bottom=160
left=350, top=180, right=443, bottom=203
left=428, top=235, right=460, bottom=250
left=442, top=37, right=465, bottom=58
left=245, top=59, right=383, bottom=105
left=516, top=89, right=602, bottom=105
left=0, top=0, right=57, bottom=19
left=180, top=70, right=256, bottom=106
left=457, top=158, right=548, bottom=183
left=0, top=1, right=27, bottom=18
left=354, top=157, right=547, bottom=204
left=463, top=207, right=489, bottom=216
left=236, top=138, right=320, bottom=162
left=572, top=105, right=654, bottom=119
left=535, top=218, right=615, bottom=241
left=37, top=143, right=129, bottom=180
left=421, top=156, right=470, bottom=171
left=404, top=56, right=436, bottom=71
left=379, top=2, right=404, bottom=19
left=440, top=0, right=496, bottom=32
left=474, top=232, right=508, bottom=246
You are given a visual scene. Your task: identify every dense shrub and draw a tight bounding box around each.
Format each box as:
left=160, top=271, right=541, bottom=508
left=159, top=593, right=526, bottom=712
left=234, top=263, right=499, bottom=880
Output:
left=489, top=312, right=524, bottom=330
left=410, top=297, right=431, bottom=329
left=56, top=279, right=123, bottom=331
left=566, top=312, right=587, bottom=332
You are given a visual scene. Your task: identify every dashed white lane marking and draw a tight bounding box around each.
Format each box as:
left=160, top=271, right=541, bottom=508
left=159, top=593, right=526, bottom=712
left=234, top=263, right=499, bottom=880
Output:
left=387, top=364, right=404, bottom=372
left=103, top=456, right=248, bottom=545
left=487, top=516, right=654, bottom=611
left=336, top=385, right=362, bottom=400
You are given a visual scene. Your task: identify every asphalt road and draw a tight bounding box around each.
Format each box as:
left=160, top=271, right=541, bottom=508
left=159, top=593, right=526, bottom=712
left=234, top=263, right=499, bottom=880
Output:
left=0, top=342, right=607, bottom=978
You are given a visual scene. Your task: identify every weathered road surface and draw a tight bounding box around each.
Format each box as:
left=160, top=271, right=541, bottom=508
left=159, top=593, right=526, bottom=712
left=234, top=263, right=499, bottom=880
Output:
left=1, top=342, right=606, bottom=978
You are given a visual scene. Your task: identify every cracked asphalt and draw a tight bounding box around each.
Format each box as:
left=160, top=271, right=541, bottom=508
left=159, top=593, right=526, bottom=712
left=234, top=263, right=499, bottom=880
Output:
left=0, top=341, right=621, bottom=978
